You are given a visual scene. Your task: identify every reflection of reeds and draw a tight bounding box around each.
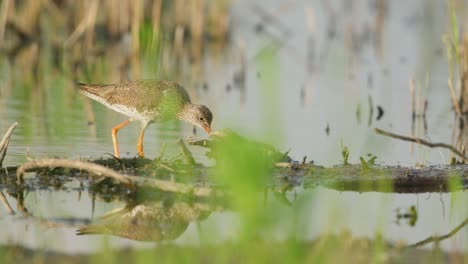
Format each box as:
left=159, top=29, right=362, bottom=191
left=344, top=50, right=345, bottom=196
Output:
left=374, top=0, right=387, bottom=60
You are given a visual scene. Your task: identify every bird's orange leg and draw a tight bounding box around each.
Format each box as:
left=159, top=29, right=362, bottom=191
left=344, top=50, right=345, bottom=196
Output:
left=111, top=120, right=130, bottom=158
left=136, top=126, right=146, bottom=158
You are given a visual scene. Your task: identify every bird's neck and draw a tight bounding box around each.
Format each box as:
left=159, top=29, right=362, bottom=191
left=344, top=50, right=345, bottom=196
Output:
left=176, top=103, right=195, bottom=122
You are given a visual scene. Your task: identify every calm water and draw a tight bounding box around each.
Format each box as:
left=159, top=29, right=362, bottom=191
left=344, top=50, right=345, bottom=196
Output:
left=0, top=0, right=466, bottom=254
left=1, top=188, right=466, bottom=253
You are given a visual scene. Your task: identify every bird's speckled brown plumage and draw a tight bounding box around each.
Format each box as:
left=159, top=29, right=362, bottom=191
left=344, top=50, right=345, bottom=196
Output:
left=78, top=80, right=191, bottom=122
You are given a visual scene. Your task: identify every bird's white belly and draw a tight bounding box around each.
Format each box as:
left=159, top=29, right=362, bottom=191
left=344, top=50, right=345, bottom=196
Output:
left=81, top=91, right=157, bottom=124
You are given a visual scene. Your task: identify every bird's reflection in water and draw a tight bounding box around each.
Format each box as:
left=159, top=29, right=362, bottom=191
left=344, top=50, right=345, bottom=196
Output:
left=76, top=198, right=214, bottom=242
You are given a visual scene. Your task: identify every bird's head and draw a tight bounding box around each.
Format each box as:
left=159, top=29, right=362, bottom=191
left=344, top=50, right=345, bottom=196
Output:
left=179, top=104, right=213, bottom=135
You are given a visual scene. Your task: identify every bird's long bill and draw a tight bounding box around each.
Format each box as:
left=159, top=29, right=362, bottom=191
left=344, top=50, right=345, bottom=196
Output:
left=204, top=126, right=212, bottom=136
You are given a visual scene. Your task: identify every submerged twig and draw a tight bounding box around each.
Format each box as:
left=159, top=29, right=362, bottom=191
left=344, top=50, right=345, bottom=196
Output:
left=16, top=158, right=134, bottom=187
left=374, top=128, right=468, bottom=163
left=0, top=122, right=18, bottom=167
left=128, top=175, right=220, bottom=198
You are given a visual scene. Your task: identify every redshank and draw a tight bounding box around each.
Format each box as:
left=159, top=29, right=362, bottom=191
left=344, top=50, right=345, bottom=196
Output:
left=78, top=80, right=213, bottom=158
left=76, top=201, right=207, bottom=241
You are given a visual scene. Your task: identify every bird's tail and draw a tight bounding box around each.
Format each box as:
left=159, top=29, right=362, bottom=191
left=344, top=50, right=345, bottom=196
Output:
left=76, top=225, right=104, bottom=235
left=75, top=82, right=103, bottom=97
left=76, top=82, right=89, bottom=92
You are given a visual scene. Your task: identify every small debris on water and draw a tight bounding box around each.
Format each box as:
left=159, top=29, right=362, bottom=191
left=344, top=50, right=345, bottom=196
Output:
left=376, top=106, right=384, bottom=120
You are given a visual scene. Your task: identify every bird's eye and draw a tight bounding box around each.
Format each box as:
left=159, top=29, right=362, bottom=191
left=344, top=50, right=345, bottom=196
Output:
left=199, top=117, right=204, bottom=121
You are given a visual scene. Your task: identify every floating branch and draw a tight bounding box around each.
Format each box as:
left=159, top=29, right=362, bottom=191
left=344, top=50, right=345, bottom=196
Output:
left=374, top=128, right=468, bottom=163
left=14, top=158, right=220, bottom=198
left=0, top=122, right=18, bottom=167
left=16, top=158, right=134, bottom=187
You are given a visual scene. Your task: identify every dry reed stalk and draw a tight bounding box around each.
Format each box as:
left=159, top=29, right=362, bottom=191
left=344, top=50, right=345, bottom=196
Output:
left=14, top=42, right=38, bottom=83
left=0, top=122, right=18, bottom=167
left=119, top=0, right=131, bottom=35
left=65, top=0, right=99, bottom=48
left=190, top=0, right=204, bottom=61
left=16, top=0, right=42, bottom=35
left=131, top=0, right=143, bottom=79
left=0, top=0, right=11, bottom=47
left=208, top=1, right=229, bottom=41
left=461, top=42, right=468, bottom=148
left=42, top=0, right=67, bottom=35
left=174, top=0, right=186, bottom=26
left=106, top=0, right=119, bottom=36
left=0, top=192, right=15, bottom=215
left=305, top=5, right=315, bottom=35
left=461, top=42, right=468, bottom=92
left=85, top=0, right=99, bottom=51
left=172, top=0, right=186, bottom=63
left=174, top=25, right=185, bottom=59
left=6, top=0, right=14, bottom=13
left=448, top=78, right=461, bottom=116
left=152, top=0, right=162, bottom=42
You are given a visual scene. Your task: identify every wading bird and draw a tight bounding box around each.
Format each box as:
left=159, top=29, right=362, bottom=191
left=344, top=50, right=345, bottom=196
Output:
left=78, top=80, right=213, bottom=158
